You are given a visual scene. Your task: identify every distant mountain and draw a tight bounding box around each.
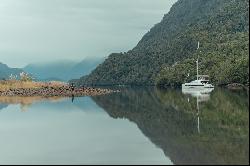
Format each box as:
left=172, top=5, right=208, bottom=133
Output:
left=74, top=0, right=249, bottom=86
left=0, top=62, right=23, bottom=80
left=23, top=60, right=76, bottom=81
left=69, top=57, right=105, bottom=80
left=23, top=57, right=104, bottom=81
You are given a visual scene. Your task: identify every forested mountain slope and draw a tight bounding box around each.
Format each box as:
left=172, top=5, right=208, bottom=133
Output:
left=75, top=0, right=249, bottom=86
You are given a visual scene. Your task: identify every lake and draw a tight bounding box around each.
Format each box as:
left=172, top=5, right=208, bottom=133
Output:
left=0, top=88, right=249, bottom=165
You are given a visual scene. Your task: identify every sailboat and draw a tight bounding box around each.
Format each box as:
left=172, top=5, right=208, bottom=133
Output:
left=182, top=42, right=214, bottom=91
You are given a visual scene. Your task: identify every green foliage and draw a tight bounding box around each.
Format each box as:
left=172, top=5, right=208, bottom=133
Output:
left=157, top=0, right=249, bottom=87
left=157, top=32, right=249, bottom=87
left=213, top=55, right=249, bottom=85
left=75, top=0, right=249, bottom=86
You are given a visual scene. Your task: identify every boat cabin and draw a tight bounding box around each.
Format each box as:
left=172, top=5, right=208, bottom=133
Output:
left=198, top=75, right=209, bottom=80
left=197, top=75, right=210, bottom=83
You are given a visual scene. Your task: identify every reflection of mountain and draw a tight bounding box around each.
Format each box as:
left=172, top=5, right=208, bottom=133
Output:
left=92, top=88, right=249, bottom=165
left=32, top=97, right=104, bottom=113
left=71, top=97, right=104, bottom=113
left=0, top=104, right=8, bottom=110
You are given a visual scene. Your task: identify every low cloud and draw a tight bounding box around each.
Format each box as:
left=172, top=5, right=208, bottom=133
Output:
left=0, top=0, right=177, bottom=67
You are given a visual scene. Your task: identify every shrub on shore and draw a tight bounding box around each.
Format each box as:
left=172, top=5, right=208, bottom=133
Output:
left=0, top=80, right=68, bottom=92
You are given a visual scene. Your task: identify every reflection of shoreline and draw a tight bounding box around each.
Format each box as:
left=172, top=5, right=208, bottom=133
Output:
left=0, top=96, right=68, bottom=112
left=0, top=96, right=101, bottom=112
left=0, top=96, right=67, bottom=106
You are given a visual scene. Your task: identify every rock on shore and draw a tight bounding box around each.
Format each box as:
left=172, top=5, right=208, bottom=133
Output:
left=226, top=83, right=248, bottom=90
left=0, top=86, right=117, bottom=97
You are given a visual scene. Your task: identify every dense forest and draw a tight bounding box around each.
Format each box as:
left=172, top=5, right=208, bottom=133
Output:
left=74, top=0, right=249, bottom=87
left=156, top=0, right=249, bottom=87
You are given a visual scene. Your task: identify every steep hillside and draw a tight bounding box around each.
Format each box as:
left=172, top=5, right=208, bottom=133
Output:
left=75, top=0, right=249, bottom=86
left=0, top=62, right=23, bottom=80
left=156, top=0, right=249, bottom=87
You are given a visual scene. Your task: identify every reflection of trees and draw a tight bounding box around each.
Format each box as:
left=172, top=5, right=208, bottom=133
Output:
left=92, top=88, right=249, bottom=165
left=20, top=103, right=32, bottom=112
left=0, top=96, right=66, bottom=111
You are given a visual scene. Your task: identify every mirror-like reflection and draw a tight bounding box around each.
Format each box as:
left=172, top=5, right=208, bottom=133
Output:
left=0, top=88, right=248, bottom=165
left=0, top=94, right=172, bottom=165
left=182, top=87, right=215, bottom=134
left=92, top=88, right=249, bottom=165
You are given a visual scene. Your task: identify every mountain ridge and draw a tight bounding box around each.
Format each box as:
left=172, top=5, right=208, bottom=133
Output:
left=23, top=57, right=105, bottom=81
left=74, top=0, right=249, bottom=86
left=0, top=62, right=23, bottom=80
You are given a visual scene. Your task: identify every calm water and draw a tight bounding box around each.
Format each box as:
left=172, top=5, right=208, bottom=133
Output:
left=0, top=88, right=249, bottom=165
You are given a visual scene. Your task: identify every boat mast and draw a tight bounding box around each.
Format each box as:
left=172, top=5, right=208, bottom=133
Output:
left=197, top=96, right=200, bottom=133
left=196, top=41, right=199, bottom=81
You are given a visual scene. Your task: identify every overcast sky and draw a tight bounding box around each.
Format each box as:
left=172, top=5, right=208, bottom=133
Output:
left=0, top=0, right=177, bottom=68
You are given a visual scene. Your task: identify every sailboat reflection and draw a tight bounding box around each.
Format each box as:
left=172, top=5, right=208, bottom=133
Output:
left=182, top=88, right=214, bottom=133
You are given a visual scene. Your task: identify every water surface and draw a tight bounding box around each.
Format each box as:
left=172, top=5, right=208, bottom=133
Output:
left=0, top=88, right=249, bottom=165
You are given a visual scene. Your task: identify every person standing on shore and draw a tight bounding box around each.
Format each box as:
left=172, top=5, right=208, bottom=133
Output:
left=70, top=83, right=75, bottom=92
left=70, top=83, right=75, bottom=103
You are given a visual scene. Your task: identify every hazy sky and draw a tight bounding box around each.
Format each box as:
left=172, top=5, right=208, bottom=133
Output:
left=0, top=0, right=177, bottom=68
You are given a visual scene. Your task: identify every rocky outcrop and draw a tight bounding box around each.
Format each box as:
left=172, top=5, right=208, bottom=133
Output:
left=226, top=83, right=248, bottom=90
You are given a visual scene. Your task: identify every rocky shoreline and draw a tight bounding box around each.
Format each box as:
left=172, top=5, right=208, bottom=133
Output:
left=226, top=83, right=249, bottom=90
left=0, top=85, right=117, bottom=97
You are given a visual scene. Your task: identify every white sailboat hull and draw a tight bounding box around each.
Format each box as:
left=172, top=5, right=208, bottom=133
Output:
left=182, top=85, right=214, bottom=94
left=182, top=83, right=214, bottom=89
